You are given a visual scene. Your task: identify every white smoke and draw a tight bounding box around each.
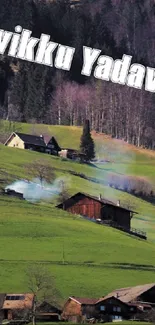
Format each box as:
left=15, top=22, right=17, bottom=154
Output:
left=5, top=176, right=69, bottom=202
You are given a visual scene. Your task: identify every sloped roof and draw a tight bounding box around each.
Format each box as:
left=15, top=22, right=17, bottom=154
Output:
left=3, top=293, right=34, bottom=310
left=56, top=192, right=137, bottom=213
left=70, top=297, right=98, bottom=305
left=15, top=133, right=46, bottom=147
left=97, top=283, right=155, bottom=304
left=4, top=132, right=46, bottom=147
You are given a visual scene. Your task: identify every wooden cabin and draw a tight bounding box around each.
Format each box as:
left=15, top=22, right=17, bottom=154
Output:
left=4, top=132, right=61, bottom=156
left=56, top=192, right=136, bottom=230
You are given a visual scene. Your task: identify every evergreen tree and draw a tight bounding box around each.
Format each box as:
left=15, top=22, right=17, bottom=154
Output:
left=80, top=119, right=95, bottom=162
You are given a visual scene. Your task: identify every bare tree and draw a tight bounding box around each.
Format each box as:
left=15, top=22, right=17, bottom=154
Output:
left=26, top=264, right=62, bottom=325
left=25, top=159, right=55, bottom=186
left=57, top=179, right=70, bottom=204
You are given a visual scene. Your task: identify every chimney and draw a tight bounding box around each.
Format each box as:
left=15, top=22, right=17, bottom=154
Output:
left=117, top=200, right=120, bottom=206
left=99, top=194, right=102, bottom=200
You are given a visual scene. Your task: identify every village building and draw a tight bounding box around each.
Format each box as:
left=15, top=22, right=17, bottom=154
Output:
left=4, top=132, right=61, bottom=156
left=96, top=283, right=155, bottom=322
left=61, top=296, right=98, bottom=322
left=2, top=293, right=34, bottom=321
left=95, top=296, right=139, bottom=322
left=62, top=284, right=155, bottom=323
left=56, top=192, right=147, bottom=239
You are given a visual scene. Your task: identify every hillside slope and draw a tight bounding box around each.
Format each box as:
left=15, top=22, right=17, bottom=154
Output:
left=0, top=123, right=155, bottom=298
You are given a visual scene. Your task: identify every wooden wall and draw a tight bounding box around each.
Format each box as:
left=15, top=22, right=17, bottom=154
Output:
left=101, top=206, right=131, bottom=229
left=62, top=299, right=82, bottom=320
left=6, top=135, right=24, bottom=149
left=67, top=197, right=102, bottom=219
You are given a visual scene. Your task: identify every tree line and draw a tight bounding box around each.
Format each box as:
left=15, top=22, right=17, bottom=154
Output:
left=0, top=0, right=155, bottom=149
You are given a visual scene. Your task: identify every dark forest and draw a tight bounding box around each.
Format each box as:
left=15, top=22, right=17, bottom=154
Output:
left=0, top=0, right=155, bottom=149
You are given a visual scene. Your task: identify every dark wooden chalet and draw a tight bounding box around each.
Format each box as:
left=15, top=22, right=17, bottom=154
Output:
left=56, top=192, right=135, bottom=230
left=56, top=192, right=147, bottom=239
left=95, top=296, right=139, bottom=322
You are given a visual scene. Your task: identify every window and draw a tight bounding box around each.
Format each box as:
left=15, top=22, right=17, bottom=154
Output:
left=113, top=306, right=121, bottom=312
left=6, top=295, right=25, bottom=301
left=112, top=315, right=122, bottom=320
left=100, top=305, right=105, bottom=311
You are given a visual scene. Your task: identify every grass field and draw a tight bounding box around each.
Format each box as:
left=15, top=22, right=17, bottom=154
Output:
left=32, top=323, right=152, bottom=325
left=0, top=122, right=155, bottom=302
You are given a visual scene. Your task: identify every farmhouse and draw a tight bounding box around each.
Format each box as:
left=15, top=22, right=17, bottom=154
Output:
left=4, top=132, right=61, bottom=155
left=2, top=293, right=34, bottom=321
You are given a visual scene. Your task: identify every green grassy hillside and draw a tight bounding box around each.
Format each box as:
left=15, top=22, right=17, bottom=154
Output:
left=0, top=123, right=155, bottom=300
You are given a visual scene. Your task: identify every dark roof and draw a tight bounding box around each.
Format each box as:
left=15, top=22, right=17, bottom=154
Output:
left=96, top=296, right=129, bottom=307
left=70, top=297, right=98, bottom=305
left=15, top=133, right=46, bottom=147
left=56, top=192, right=137, bottom=213
left=37, top=301, right=61, bottom=313
left=4, top=132, right=61, bottom=150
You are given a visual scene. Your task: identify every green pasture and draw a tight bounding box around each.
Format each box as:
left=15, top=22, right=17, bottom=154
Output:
left=0, top=123, right=155, bottom=299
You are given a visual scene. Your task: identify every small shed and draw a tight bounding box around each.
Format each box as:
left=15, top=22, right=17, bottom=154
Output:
left=36, top=301, right=61, bottom=322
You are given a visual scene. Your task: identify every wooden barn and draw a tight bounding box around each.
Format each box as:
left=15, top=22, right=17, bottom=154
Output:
left=4, top=132, right=61, bottom=156
left=56, top=192, right=136, bottom=230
